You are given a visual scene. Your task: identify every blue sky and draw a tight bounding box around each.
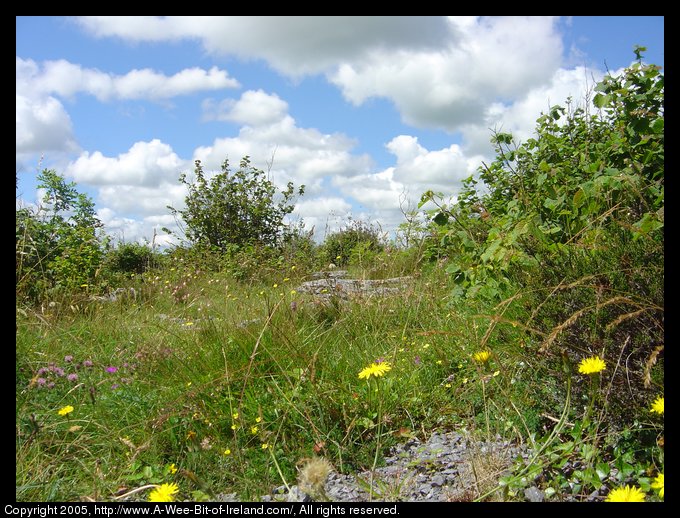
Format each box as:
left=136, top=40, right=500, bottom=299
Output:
left=16, top=16, right=664, bottom=245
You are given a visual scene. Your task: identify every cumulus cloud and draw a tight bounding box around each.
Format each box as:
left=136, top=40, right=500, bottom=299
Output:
left=16, top=57, right=239, bottom=102
left=16, top=93, right=78, bottom=156
left=194, top=90, right=374, bottom=191
left=65, top=139, right=187, bottom=187
left=74, top=17, right=562, bottom=132
left=75, top=16, right=452, bottom=76
left=202, top=89, right=289, bottom=125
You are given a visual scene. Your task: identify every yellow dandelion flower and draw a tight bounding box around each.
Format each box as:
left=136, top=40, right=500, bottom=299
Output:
left=251, top=426, right=258, bottom=434
left=605, top=485, right=645, bottom=502
left=57, top=405, right=74, bottom=416
left=651, top=473, right=664, bottom=498
left=223, top=449, right=231, bottom=456
left=261, top=443, right=269, bottom=450
left=358, top=362, right=392, bottom=380
left=650, top=396, right=664, bottom=415
left=168, top=463, right=178, bottom=475
left=255, top=417, right=262, bottom=423
left=148, top=483, right=179, bottom=502
left=473, top=351, right=492, bottom=363
left=578, top=356, right=606, bottom=375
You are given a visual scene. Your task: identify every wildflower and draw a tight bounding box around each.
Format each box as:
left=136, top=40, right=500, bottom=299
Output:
left=232, top=412, right=239, bottom=420
left=255, top=417, right=262, bottom=423
left=53, top=367, right=65, bottom=377
left=184, top=322, right=194, bottom=327
left=67, top=373, right=78, bottom=382
left=298, top=457, right=333, bottom=501
left=291, top=265, right=296, bottom=270
left=200, top=437, right=212, bottom=450
left=223, top=449, right=231, bottom=456
left=605, top=485, right=645, bottom=502
left=37, top=367, right=49, bottom=376
left=111, top=384, right=119, bottom=390
left=148, top=483, right=179, bottom=502
left=36, top=378, right=47, bottom=386
left=47, top=382, right=55, bottom=389
left=436, top=360, right=443, bottom=365
left=251, top=426, right=258, bottom=434
left=283, top=278, right=290, bottom=282
left=445, top=383, right=452, bottom=388
left=186, top=431, right=196, bottom=440
left=423, top=343, right=430, bottom=349
left=106, top=366, right=118, bottom=373
left=358, top=362, right=392, bottom=379
left=186, top=382, right=192, bottom=387
left=651, top=473, right=664, bottom=498
left=82, top=360, right=93, bottom=368
left=578, top=356, right=606, bottom=375
left=261, top=443, right=269, bottom=450
left=64, top=355, right=74, bottom=363
left=273, top=284, right=278, bottom=288
left=650, top=396, right=664, bottom=415
left=493, top=371, right=500, bottom=377
left=290, top=290, right=297, bottom=295
left=231, top=424, right=238, bottom=430
left=473, top=351, right=492, bottom=363
left=413, top=356, right=421, bottom=366
left=168, top=463, right=178, bottom=475
left=58, top=405, right=74, bottom=416
left=462, top=377, right=469, bottom=384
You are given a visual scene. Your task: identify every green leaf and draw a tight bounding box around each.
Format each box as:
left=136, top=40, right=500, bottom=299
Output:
left=593, top=93, right=610, bottom=108
left=433, top=212, right=449, bottom=226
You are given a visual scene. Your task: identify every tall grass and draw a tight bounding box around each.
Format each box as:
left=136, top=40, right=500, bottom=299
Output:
left=16, top=253, right=663, bottom=502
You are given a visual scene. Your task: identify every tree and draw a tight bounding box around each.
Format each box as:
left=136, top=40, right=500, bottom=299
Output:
left=168, top=157, right=305, bottom=252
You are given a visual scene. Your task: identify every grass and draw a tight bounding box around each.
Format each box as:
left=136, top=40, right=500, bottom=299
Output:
left=16, top=255, right=664, bottom=502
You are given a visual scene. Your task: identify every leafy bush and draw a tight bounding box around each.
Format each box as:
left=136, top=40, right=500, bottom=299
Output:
left=16, top=170, right=107, bottom=302
left=103, top=242, right=158, bottom=276
left=168, top=157, right=305, bottom=252
left=321, top=219, right=385, bottom=267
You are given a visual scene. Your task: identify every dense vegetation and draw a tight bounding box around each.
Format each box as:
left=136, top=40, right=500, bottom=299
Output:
left=16, top=51, right=663, bottom=502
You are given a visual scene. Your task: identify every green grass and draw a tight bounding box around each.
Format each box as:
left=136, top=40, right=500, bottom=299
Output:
left=16, top=256, right=664, bottom=502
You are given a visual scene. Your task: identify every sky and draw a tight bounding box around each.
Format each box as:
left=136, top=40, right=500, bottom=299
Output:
left=16, top=16, right=664, bottom=247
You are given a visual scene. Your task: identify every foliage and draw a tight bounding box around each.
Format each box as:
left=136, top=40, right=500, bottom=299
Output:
left=168, top=157, right=305, bottom=252
left=103, top=242, right=159, bottom=276
left=321, top=219, right=385, bottom=267
left=16, top=170, right=107, bottom=302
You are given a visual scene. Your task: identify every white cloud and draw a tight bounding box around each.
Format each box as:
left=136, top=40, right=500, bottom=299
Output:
left=194, top=90, right=373, bottom=191
left=76, top=16, right=452, bottom=76
left=16, top=94, right=78, bottom=157
left=16, top=57, right=239, bottom=102
left=203, top=89, right=289, bottom=125
left=66, top=139, right=187, bottom=187
left=329, top=17, right=562, bottom=131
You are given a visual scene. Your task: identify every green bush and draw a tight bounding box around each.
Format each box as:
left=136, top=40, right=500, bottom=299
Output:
left=321, top=219, right=385, bottom=267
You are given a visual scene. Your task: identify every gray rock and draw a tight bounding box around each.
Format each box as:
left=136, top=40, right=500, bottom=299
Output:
left=524, top=486, right=545, bottom=502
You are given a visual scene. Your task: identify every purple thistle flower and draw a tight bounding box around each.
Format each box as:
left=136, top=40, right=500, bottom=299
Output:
left=82, top=360, right=93, bottom=368
left=111, top=384, right=119, bottom=390
left=36, top=377, right=47, bottom=386
left=67, top=373, right=78, bottom=382
left=376, top=357, right=385, bottom=364
left=106, top=366, right=118, bottom=373
left=54, top=367, right=65, bottom=377
left=47, top=382, right=55, bottom=389
left=37, top=367, right=48, bottom=376
left=64, top=355, right=74, bottom=363
left=414, top=356, right=421, bottom=366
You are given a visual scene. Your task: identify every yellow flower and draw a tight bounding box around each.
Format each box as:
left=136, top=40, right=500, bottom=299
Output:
left=283, top=278, right=290, bottom=282
left=223, top=449, right=231, bottom=456
left=251, top=426, right=258, bottom=434
left=168, top=463, right=178, bottom=475
left=423, top=343, right=430, bottom=349
left=493, top=370, right=500, bottom=377
left=148, top=483, right=179, bottom=502
left=57, top=405, right=74, bottom=416
left=578, top=356, right=606, bottom=375
left=232, top=413, right=239, bottom=420
left=231, top=424, right=238, bottom=430
left=358, top=362, right=392, bottom=379
left=186, top=430, right=196, bottom=440
left=255, top=417, right=262, bottom=423
left=261, top=443, right=269, bottom=450
left=650, top=396, right=664, bottom=415
left=473, top=351, right=492, bottom=363
left=605, top=485, right=645, bottom=502
left=651, top=473, right=664, bottom=499
left=273, top=283, right=278, bottom=288
left=444, top=383, right=452, bottom=388
left=291, top=265, right=296, bottom=270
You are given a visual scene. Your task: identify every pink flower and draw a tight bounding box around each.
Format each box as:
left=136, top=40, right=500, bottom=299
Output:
left=106, top=366, right=118, bottom=373
left=67, top=373, right=78, bottom=382
left=82, top=360, right=93, bottom=368
left=36, top=377, right=47, bottom=386
left=64, top=355, right=74, bottom=363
